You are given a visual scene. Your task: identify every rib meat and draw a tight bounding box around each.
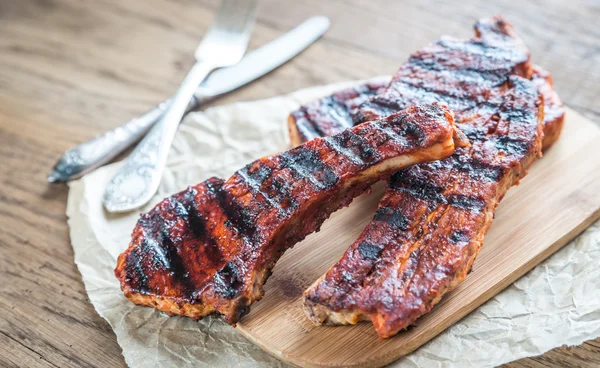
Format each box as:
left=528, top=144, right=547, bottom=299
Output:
left=115, top=104, right=459, bottom=324
left=290, top=66, right=564, bottom=151
left=298, top=16, right=557, bottom=338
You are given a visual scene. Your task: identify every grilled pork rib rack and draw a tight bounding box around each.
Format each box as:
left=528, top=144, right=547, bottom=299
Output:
left=291, top=66, right=563, bottom=151
left=115, top=104, right=459, bottom=324
left=292, top=16, right=565, bottom=338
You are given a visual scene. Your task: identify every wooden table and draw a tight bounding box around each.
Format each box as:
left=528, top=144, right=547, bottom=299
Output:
left=1, top=0, right=599, bottom=367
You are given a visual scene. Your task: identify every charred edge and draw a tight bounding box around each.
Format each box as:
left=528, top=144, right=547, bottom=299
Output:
left=447, top=194, right=485, bottom=212
left=231, top=297, right=251, bottom=321
left=358, top=242, right=383, bottom=260
left=374, top=206, right=410, bottom=231
left=280, top=145, right=339, bottom=190
left=213, top=262, right=243, bottom=299
left=305, top=290, right=320, bottom=304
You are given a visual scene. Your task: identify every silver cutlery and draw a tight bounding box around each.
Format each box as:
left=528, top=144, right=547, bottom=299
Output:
left=102, top=0, right=257, bottom=213
left=47, top=16, right=330, bottom=183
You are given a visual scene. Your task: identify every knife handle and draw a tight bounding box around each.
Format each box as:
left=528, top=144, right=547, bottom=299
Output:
left=47, top=95, right=209, bottom=183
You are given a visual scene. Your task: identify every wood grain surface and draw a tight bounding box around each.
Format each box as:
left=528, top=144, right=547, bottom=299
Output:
left=1, top=0, right=599, bottom=367
left=236, top=108, right=600, bottom=367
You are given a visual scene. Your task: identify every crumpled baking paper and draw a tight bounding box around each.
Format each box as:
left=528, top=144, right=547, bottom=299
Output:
left=67, top=79, right=600, bottom=368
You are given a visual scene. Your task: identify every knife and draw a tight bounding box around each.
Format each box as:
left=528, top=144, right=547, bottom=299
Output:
left=48, top=16, right=330, bottom=183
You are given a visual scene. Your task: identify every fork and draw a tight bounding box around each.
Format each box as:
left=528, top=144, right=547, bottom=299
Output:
left=102, top=0, right=257, bottom=213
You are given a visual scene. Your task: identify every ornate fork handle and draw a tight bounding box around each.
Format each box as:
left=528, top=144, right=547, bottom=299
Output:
left=47, top=96, right=209, bottom=182
left=102, top=62, right=215, bottom=213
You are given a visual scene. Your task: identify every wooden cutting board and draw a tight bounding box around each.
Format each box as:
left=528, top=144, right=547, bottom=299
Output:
left=237, top=108, right=600, bottom=368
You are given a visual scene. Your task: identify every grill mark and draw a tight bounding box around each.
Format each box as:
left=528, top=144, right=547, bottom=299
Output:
left=358, top=242, right=383, bottom=260
left=373, top=207, right=410, bottom=230
left=371, top=123, right=408, bottom=147
left=369, top=95, right=406, bottom=112
left=325, top=129, right=380, bottom=167
left=388, top=82, right=477, bottom=112
left=495, top=135, right=531, bottom=156
left=437, top=39, right=522, bottom=61
left=322, top=96, right=354, bottom=129
left=447, top=194, right=485, bottom=212
left=351, top=100, right=399, bottom=125
left=402, top=77, right=484, bottom=106
left=176, top=189, right=223, bottom=269
left=125, top=246, right=149, bottom=293
left=159, top=226, right=193, bottom=296
left=187, top=203, right=209, bottom=240
left=324, top=135, right=365, bottom=166
left=207, top=179, right=257, bottom=239
left=142, top=235, right=170, bottom=271
left=459, top=124, right=487, bottom=141
left=294, top=112, right=326, bottom=142
left=172, top=188, right=198, bottom=225
left=294, top=83, right=388, bottom=142
left=456, top=157, right=504, bottom=182
left=279, top=145, right=339, bottom=190
left=395, top=80, right=518, bottom=120
left=396, top=119, right=426, bottom=144
left=407, top=54, right=508, bottom=81
left=267, top=174, right=299, bottom=213
left=236, top=166, right=282, bottom=211
left=404, top=67, right=500, bottom=90
left=389, top=173, right=446, bottom=204
left=393, top=177, right=464, bottom=296
left=137, top=193, right=198, bottom=297
left=450, top=230, right=470, bottom=243
left=173, top=198, right=189, bottom=221
left=352, top=83, right=386, bottom=98
left=500, top=105, right=537, bottom=125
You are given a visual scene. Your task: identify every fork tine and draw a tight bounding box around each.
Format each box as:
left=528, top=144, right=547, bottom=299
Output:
left=195, top=0, right=257, bottom=63
left=211, top=0, right=257, bottom=34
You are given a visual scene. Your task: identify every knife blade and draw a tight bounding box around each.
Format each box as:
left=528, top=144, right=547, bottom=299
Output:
left=48, top=16, right=330, bottom=183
